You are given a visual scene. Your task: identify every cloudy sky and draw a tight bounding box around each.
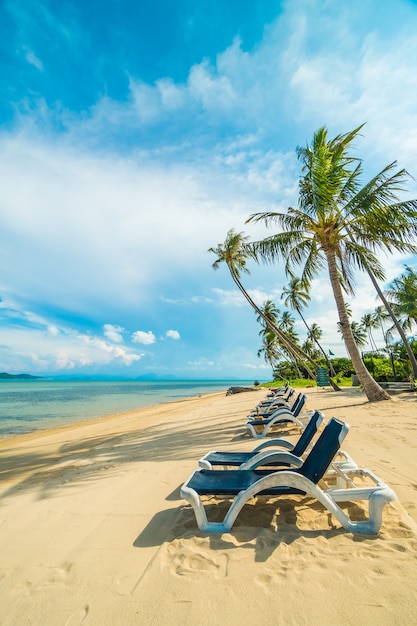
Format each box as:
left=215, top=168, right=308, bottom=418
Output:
left=1, top=0, right=417, bottom=379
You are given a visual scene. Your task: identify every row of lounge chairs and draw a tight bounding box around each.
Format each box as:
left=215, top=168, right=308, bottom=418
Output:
left=180, top=384, right=397, bottom=535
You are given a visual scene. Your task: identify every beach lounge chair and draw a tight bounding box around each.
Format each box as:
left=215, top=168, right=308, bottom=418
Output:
left=248, top=391, right=306, bottom=421
left=246, top=394, right=308, bottom=438
left=250, top=388, right=298, bottom=417
left=253, top=385, right=294, bottom=413
left=265, top=382, right=290, bottom=398
left=180, top=417, right=396, bottom=534
left=199, top=410, right=324, bottom=470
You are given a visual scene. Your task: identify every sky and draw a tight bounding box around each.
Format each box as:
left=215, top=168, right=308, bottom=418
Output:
left=1, top=0, right=417, bottom=380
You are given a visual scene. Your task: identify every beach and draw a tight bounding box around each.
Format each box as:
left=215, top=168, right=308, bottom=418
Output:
left=0, top=386, right=416, bottom=625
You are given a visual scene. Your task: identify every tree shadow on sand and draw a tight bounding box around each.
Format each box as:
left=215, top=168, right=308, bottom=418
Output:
left=0, top=404, right=285, bottom=502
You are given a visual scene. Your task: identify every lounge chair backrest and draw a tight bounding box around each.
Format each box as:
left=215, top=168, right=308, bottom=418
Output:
left=291, top=410, right=324, bottom=457
left=290, top=393, right=306, bottom=416
left=299, top=418, right=350, bottom=484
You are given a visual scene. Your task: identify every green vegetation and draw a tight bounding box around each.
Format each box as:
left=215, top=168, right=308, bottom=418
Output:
left=210, top=124, right=417, bottom=402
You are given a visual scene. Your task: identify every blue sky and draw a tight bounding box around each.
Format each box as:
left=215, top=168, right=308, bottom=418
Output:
left=1, top=0, right=417, bottom=379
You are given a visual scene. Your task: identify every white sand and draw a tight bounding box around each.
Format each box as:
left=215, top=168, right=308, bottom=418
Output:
left=0, top=387, right=416, bottom=625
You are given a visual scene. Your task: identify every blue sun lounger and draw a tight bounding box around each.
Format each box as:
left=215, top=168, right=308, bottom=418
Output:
left=253, top=385, right=295, bottom=413
left=181, top=418, right=396, bottom=534
left=250, top=389, right=300, bottom=418
left=246, top=393, right=309, bottom=437
left=199, top=410, right=324, bottom=469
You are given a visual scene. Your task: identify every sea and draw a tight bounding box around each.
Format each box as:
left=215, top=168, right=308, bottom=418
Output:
left=0, top=379, right=255, bottom=438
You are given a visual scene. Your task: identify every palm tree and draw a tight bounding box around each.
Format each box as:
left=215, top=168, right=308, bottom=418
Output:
left=302, top=339, right=321, bottom=360
left=256, top=301, right=282, bottom=368
left=338, top=320, right=367, bottom=347
left=386, top=265, right=417, bottom=332
left=279, top=310, right=296, bottom=333
left=208, top=229, right=319, bottom=379
left=257, top=329, right=281, bottom=374
left=257, top=301, right=304, bottom=377
left=281, top=278, right=311, bottom=328
left=246, top=125, right=417, bottom=401
left=364, top=269, right=417, bottom=377
left=374, top=305, right=390, bottom=346
left=281, top=277, right=338, bottom=381
left=361, top=313, right=379, bottom=352
left=374, top=305, right=397, bottom=380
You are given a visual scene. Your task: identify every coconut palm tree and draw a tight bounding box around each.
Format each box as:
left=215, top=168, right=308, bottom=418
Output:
left=246, top=125, right=417, bottom=401
left=374, top=305, right=390, bottom=346
left=257, top=301, right=303, bottom=376
left=361, top=313, right=379, bottom=352
left=281, top=277, right=338, bottom=381
left=386, top=265, right=417, bottom=332
left=338, top=320, right=367, bottom=348
left=208, top=229, right=318, bottom=379
left=374, top=305, right=398, bottom=380
left=364, top=269, right=417, bottom=377
left=279, top=310, right=296, bottom=334
left=302, top=339, right=321, bottom=360
left=257, top=329, right=281, bottom=374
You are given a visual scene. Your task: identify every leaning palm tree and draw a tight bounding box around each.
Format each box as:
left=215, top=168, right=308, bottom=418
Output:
left=281, top=277, right=310, bottom=324
left=257, top=301, right=303, bottom=377
left=361, top=313, right=380, bottom=352
left=281, top=277, right=339, bottom=383
left=247, top=125, right=417, bottom=401
left=374, top=305, right=390, bottom=346
left=257, top=329, right=281, bottom=374
left=208, top=229, right=319, bottom=379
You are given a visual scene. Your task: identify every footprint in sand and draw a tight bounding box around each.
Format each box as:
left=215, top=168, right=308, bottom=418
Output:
left=64, top=604, right=89, bottom=626
left=165, top=540, right=229, bottom=578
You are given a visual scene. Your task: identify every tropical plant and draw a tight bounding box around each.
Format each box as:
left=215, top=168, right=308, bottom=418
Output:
left=246, top=125, right=417, bottom=401
left=257, top=329, right=281, bottom=373
left=337, top=319, right=367, bottom=348
left=208, top=229, right=318, bottom=379
left=361, top=313, right=379, bottom=351
left=281, top=278, right=338, bottom=381
left=365, top=270, right=417, bottom=376
left=302, top=339, right=321, bottom=360
left=386, top=265, right=417, bottom=332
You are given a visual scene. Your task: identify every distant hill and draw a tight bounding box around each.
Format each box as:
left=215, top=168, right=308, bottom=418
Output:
left=0, top=372, right=43, bottom=380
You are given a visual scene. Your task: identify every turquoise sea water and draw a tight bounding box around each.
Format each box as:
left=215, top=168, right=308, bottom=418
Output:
left=0, top=379, right=254, bottom=438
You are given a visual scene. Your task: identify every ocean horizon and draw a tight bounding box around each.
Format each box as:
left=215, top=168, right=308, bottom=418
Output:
left=0, top=378, right=257, bottom=438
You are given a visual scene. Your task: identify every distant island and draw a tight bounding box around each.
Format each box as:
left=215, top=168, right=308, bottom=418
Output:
left=0, top=372, right=44, bottom=380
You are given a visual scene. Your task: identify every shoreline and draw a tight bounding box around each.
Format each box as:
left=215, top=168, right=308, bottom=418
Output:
left=1, top=386, right=417, bottom=624
left=0, top=379, right=252, bottom=440
left=0, top=389, right=229, bottom=446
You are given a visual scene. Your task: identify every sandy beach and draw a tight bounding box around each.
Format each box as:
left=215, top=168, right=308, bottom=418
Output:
left=0, top=386, right=417, bottom=625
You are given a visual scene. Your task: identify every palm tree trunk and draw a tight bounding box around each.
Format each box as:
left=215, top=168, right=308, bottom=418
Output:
left=325, top=249, right=391, bottom=401
left=366, top=270, right=417, bottom=378
left=229, top=267, right=318, bottom=380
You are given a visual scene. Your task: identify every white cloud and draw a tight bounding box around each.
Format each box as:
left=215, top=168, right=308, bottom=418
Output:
left=166, top=329, right=180, bottom=340
left=132, top=330, right=156, bottom=345
left=103, top=324, right=125, bottom=343
left=25, top=49, right=43, bottom=71
left=187, top=358, right=215, bottom=367
left=211, top=286, right=283, bottom=308
left=1, top=0, right=417, bottom=378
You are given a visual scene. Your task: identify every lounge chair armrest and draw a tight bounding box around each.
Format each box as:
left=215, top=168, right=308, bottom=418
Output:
left=238, top=450, right=304, bottom=470
left=252, top=438, right=294, bottom=453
